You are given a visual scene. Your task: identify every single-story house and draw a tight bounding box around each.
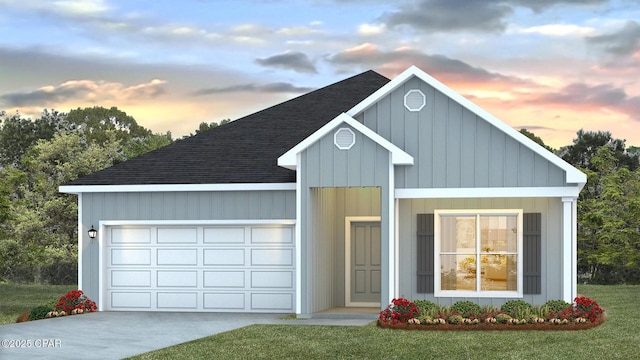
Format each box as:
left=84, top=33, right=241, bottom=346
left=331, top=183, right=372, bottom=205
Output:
left=60, top=65, right=586, bottom=316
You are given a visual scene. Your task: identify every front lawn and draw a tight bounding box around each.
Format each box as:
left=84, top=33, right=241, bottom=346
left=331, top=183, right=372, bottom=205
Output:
left=0, top=283, right=76, bottom=325
left=128, top=285, right=639, bottom=360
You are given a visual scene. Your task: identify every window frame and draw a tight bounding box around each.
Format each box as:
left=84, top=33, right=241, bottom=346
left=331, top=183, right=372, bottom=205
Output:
left=434, top=209, right=523, bottom=298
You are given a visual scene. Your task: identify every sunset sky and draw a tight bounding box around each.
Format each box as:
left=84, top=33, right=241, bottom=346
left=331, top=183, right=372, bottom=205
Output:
left=1, top=0, right=639, bottom=148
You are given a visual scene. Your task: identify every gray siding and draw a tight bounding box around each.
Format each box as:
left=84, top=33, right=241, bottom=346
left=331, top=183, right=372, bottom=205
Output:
left=397, top=197, right=562, bottom=306
left=354, top=75, right=567, bottom=189
left=80, top=190, right=295, bottom=303
left=302, top=124, right=390, bottom=188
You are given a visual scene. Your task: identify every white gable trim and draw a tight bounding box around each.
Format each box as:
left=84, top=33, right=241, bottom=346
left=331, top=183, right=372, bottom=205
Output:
left=59, top=183, right=296, bottom=194
left=278, top=113, right=413, bottom=170
left=347, top=65, right=586, bottom=187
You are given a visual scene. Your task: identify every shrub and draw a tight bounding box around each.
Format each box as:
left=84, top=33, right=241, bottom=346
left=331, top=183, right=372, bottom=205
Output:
left=451, top=300, right=481, bottom=317
left=544, top=299, right=571, bottom=313
left=447, top=314, right=463, bottom=324
left=28, top=305, right=55, bottom=321
left=56, top=290, right=97, bottom=314
left=501, top=300, right=533, bottom=317
left=573, top=296, right=604, bottom=323
left=379, top=298, right=419, bottom=325
left=495, top=313, right=512, bottom=324
left=414, top=299, right=439, bottom=317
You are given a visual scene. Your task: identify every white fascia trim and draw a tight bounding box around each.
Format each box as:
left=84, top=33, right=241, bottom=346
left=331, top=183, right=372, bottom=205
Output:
left=59, top=182, right=296, bottom=194
left=395, top=186, right=583, bottom=199
left=347, top=65, right=587, bottom=187
left=278, top=113, right=413, bottom=170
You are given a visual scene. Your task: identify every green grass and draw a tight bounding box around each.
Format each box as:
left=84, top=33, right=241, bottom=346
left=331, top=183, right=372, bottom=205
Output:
left=0, top=283, right=76, bottom=325
left=128, top=285, right=639, bottom=360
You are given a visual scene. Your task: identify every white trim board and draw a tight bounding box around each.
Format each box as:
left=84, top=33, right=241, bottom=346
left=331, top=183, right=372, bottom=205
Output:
left=395, top=186, right=583, bottom=199
left=59, top=183, right=296, bottom=194
left=344, top=216, right=382, bottom=308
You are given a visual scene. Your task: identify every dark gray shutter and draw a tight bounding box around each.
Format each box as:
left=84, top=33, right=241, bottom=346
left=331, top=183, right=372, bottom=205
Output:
left=417, top=214, right=434, bottom=293
left=523, top=213, right=542, bottom=294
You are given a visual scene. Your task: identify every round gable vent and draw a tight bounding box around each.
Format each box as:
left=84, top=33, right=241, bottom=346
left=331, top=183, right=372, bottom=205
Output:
left=404, top=89, right=426, bottom=112
left=334, top=128, right=356, bottom=150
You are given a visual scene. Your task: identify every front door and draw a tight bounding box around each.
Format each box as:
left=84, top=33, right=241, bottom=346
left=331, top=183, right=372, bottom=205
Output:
left=349, top=222, right=381, bottom=305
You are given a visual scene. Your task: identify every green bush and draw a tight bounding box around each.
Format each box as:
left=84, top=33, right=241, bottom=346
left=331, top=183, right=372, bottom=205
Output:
left=501, top=300, right=533, bottom=317
left=414, top=300, right=439, bottom=317
left=451, top=300, right=481, bottom=316
left=544, top=299, right=571, bottom=313
left=447, top=314, right=463, bottom=324
left=495, top=313, right=512, bottom=324
left=28, top=305, right=54, bottom=321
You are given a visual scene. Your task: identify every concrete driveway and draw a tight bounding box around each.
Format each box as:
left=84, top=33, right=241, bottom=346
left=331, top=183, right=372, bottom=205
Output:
left=0, top=312, right=373, bottom=359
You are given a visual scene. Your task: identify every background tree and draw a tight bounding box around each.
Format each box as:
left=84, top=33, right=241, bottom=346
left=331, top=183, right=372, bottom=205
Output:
left=559, top=129, right=639, bottom=172
left=578, top=146, right=640, bottom=283
left=519, top=128, right=555, bottom=153
left=0, top=110, right=61, bottom=168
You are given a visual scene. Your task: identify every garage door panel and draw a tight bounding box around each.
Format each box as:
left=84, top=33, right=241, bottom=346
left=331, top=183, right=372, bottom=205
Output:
left=204, top=271, right=245, bottom=288
left=204, top=249, right=245, bottom=266
left=251, top=271, right=293, bottom=288
left=106, top=224, right=294, bottom=312
left=157, top=292, right=198, bottom=309
left=204, top=227, right=245, bottom=244
left=157, top=228, right=197, bottom=244
left=157, top=249, right=197, bottom=266
left=111, top=270, right=151, bottom=287
left=111, top=249, right=151, bottom=265
left=157, top=271, right=198, bottom=287
left=112, top=228, right=151, bottom=244
left=204, top=293, right=245, bottom=309
left=111, top=292, right=151, bottom=308
left=251, top=227, right=293, bottom=244
left=251, top=249, right=293, bottom=266
left=251, top=293, right=293, bottom=310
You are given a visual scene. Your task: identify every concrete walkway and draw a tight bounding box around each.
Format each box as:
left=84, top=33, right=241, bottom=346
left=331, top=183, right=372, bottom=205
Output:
left=0, top=312, right=374, bottom=360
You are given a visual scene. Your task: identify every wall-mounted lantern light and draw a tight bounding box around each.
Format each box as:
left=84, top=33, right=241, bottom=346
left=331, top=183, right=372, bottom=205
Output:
left=88, top=225, right=98, bottom=240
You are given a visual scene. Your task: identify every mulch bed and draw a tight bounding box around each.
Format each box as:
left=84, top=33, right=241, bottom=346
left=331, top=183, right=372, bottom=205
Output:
left=377, top=317, right=605, bottom=331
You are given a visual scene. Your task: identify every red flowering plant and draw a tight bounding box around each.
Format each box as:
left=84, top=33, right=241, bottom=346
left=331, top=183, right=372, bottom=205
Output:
left=55, top=290, right=98, bottom=315
left=379, top=298, right=419, bottom=325
left=573, top=296, right=604, bottom=323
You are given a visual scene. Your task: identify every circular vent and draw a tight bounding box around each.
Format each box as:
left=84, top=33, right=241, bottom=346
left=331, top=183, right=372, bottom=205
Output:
left=404, top=89, right=426, bottom=111
left=334, top=128, right=355, bottom=150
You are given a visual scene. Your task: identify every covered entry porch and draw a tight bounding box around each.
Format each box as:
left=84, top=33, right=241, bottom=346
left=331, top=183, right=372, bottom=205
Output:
left=300, top=187, right=386, bottom=317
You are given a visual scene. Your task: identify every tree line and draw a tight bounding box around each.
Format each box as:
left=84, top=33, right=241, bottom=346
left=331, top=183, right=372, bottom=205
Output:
left=0, top=107, right=225, bottom=284
left=0, top=107, right=638, bottom=285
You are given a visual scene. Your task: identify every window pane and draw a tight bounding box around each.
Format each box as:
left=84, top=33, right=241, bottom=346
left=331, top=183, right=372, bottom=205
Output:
left=480, top=255, right=517, bottom=291
left=441, top=216, right=476, bottom=252
left=480, top=215, right=517, bottom=253
left=441, top=254, right=476, bottom=291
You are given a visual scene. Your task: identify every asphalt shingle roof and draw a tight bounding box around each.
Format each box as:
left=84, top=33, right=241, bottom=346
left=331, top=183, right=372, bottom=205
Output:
left=66, top=70, right=390, bottom=186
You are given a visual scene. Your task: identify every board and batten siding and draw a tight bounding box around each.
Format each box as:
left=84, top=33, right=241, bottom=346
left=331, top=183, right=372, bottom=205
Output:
left=302, top=124, right=391, bottom=188
left=397, top=197, right=562, bottom=307
left=353, top=75, right=567, bottom=189
left=80, top=190, right=296, bottom=303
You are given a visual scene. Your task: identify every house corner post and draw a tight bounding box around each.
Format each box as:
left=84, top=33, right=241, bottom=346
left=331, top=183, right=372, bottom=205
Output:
left=561, top=197, right=576, bottom=303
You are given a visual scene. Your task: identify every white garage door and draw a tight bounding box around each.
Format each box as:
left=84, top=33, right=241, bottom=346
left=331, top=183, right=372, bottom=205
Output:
left=104, top=223, right=295, bottom=312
